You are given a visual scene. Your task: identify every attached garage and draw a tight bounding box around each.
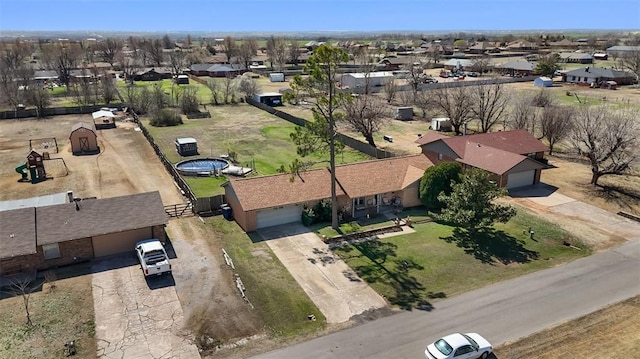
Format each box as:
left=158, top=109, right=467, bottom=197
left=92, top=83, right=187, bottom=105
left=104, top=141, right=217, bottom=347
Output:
left=92, top=227, right=153, bottom=257
left=256, top=205, right=302, bottom=229
left=507, top=170, right=535, bottom=189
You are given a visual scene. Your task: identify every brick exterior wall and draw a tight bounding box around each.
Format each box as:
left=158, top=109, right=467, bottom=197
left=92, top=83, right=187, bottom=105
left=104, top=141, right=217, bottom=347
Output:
left=0, top=237, right=94, bottom=276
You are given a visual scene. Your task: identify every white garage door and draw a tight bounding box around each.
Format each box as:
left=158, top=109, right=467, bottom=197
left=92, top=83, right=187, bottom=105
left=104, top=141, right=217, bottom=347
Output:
left=256, top=205, right=302, bottom=229
left=507, top=170, right=535, bottom=189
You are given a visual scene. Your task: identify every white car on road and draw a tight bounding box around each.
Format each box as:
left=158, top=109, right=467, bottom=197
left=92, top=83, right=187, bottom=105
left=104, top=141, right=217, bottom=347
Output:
left=135, top=239, right=172, bottom=277
left=425, top=332, right=492, bottom=359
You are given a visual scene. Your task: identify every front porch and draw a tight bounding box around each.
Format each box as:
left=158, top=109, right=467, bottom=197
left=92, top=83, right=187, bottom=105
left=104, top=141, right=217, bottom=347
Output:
left=351, top=194, right=402, bottom=219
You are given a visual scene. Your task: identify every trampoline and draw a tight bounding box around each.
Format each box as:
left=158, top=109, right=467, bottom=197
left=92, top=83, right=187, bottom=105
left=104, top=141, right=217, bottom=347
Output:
left=175, top=158, right=230, bottom=176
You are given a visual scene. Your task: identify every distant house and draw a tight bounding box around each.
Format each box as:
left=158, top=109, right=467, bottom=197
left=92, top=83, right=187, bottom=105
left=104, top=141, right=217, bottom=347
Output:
left=558, top=52, right=594, bottom=64
left=495, top=60, right=535, bottom=76
left=467, top=41, right=498, bottom=54
left=506, top=40, right=538, bottom=51
left=132, top=67, right=172, bottom=81
left=606, top=45, right=640, bottom=58
left=562, top=67, right=636, bottom=85
left=534, top=77, right=553, bottom=87
left=415, top=129, right=548, bottom=189
left=548, top=38, right=577, bottom=49
left=33, top=70, right=59, bottom=83
left=376, top=57, right=418, bottom=71
left=189, top=63, right=246, bottom=77
left=443, top=58, right=474, bottom=71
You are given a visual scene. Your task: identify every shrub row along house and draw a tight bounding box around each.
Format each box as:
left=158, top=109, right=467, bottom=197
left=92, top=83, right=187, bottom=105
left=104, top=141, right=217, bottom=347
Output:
left=224, top=129, right=548, bottom=232
left=0, top=191, right=167, bottom=279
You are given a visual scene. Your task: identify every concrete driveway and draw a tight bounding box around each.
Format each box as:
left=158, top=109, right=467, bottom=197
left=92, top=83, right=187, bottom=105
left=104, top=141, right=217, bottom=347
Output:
left=510, top=184, right=640, bottom=242
left=259, top=224, right=387, bottom=324
left=91, top=255, right=200, bottom=359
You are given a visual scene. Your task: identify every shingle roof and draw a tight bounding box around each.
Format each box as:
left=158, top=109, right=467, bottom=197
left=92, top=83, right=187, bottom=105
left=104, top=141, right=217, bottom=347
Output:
left=33, top=70, right=58, bottom=80
left=457, top=142, right=530, bottom=175
left=225, top=168, right=344, bottom=211
left=0, top=207, right=37, bottom=258
left=495, top=60, right=534, bottom=71
left=564, top=67, right=633, bottom=79
left=418, top=129, right=547, bottom=156
left=559, top=52, right=594, bottom=60
left=334, top=155, right=433, bottom=198
left=226, top=155, right=433, bottom=210
left=415, top=132, right=448, bottom=145
left=36, top=191, right=168, bottom=245
left=71, top=122, right=95, bottom=133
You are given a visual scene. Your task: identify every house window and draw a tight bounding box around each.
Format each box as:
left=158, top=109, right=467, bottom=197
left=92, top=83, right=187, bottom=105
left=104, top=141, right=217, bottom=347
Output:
left=355, top=197, right=366, bottom=208
left=572, top=76, right=576, bottom=81
left=42, top=243, right=61, bottom=260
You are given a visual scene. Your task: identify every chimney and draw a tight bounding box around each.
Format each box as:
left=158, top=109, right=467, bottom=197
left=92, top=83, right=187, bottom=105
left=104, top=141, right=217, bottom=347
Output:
left=67, top=191, right=74, bottom=203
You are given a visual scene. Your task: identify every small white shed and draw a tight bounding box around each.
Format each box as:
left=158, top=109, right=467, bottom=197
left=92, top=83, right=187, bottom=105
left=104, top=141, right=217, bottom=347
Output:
left=534, top=77, right=553, bottom=87
left=269, top=73, right=285, bottom=82
left=431, top=118, right=452, bottom=131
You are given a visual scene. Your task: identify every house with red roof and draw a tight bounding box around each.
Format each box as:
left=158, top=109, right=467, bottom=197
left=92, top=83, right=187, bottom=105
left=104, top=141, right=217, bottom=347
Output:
left=415, top=129, right=548, bottom=189
left=224, top=130, right=548, bottom=231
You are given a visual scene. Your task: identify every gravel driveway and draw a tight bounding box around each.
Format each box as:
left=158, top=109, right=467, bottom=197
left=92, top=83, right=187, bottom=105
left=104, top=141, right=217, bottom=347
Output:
left=92, top=255, right=200, bottom=359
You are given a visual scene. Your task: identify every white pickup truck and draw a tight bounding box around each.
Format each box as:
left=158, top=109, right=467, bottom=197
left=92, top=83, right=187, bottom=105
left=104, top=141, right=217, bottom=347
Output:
left=135, top=239, right=172, bottom=277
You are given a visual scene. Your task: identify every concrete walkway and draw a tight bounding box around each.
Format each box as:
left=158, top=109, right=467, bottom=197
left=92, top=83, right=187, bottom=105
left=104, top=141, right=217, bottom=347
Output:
left=259, top=224, right=387, bottom=324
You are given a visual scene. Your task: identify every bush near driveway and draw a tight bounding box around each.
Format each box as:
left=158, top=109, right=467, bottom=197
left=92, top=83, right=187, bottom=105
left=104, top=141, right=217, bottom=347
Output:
left=333, top=206, right=591, bottom=310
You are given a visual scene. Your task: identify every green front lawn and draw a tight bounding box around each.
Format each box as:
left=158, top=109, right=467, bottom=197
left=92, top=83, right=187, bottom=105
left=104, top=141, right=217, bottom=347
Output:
left=332, top=206, right=591, bottom=310
left=117, top=78, right=211, bottom=104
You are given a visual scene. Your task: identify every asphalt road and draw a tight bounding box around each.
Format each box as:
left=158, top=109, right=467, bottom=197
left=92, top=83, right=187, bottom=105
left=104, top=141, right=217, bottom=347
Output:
left=253, top=239, right=640, bottom=359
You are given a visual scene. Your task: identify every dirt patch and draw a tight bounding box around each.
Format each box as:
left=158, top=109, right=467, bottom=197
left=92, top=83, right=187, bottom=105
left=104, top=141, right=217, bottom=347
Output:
left=0, top=115, right=184, bottom=204
left=494, top=295, right=640, bottom=358
left=166, top=217, right=264, bottom=356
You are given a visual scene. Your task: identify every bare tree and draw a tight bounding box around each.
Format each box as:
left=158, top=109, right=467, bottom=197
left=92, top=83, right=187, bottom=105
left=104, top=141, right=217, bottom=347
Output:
left=168, top=50, right=185, bottom=77
left=145, top=39, right=164, bottom=67
left=509, top=94, right=537, bottom=132
left=383, top=80, right=398, bottom=104
left=430, top=85, right=474, bottom=135
left=222, top=75, right=235, bottom=104
left=101, top=72, right=117, bottom=104
left=288, top=40, right=301, bottom=65
left=10, top=277, right=34, bottom=326
left=178, top=86, right=199, bottom=114
left=0, top=41, right=33, bottom=108
left=469, top=56, right=491, bottom=75
left=25, top=86, right=51, bottom=117
left=342, top=94, right=389, bottom=147
left=40, top=42, right=82, bottom=87
left=70, top=71, right=94, bottom=107
left=266, top=36, right=287, bottom=71
left=233, top=75, right=260, bottom=98
left=162, top=34, right=173, bottom=49
left=539, top=106, right=573, bottom=155
left=98, top=38, right=122, bottom=67
left=206, top=79, right=221, bottom=105
left=237, top=39, right=258, bottom=72
left=221, top=36, right=238, bottom=64
left=403, top=59, right=424, bottom=100
left=617, top=49, right=640, bottom=83
left=471, top=82, right=510, bottom=133
left=569, top=105, right=639, bottom=185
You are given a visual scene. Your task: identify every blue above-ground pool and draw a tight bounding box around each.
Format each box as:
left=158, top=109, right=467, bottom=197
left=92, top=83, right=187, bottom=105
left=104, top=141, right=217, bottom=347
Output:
left=175, top=158, right=230, bottom=176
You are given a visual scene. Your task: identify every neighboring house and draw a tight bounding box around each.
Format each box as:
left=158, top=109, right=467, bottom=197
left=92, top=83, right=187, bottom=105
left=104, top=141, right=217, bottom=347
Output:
left=132, top=67, right=173, bottom=81
left=558, top=52, right=594, bottom=64
left=189, top=63, right=246, bottom=77
left=0, top=191, right=168, bottom=278
left=443, top=58, right=475, bottom=71
left=548, top=38, right=577, bottom=49
left=223, top=155, right=432, bottom=231
left=606, top=45, right=640, bottom=58
left=376, top=57, right=417, bottom=71
left=467, top=41, right=498, bottom=54
left=505, top=40, right=538, bottom=51
left=33, top=70, right=59, bottom=83
left=494, top=60, right=535, bottom=76
left=415, top=129, right=548, bottom=189
left=562, top=67, right=636, bottom=85
left=69, top=122, right=99, bottom=155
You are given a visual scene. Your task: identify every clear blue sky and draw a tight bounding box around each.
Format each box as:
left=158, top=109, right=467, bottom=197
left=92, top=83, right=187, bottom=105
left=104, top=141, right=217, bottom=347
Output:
left=0, top=0, right=638, bottom=32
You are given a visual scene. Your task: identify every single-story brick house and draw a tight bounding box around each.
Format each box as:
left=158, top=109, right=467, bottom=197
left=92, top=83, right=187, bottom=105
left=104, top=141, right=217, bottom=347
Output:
left=189, top=63, right=246, bottom=77
left=132, top=67, right=173, bottom=81
left=223, top=155, right=432, bottom=231
left=562, top=67, right=636, bottom=86
left=0, top=191, right=168, bottom=280
left=415, top=129, right=548, bottom=189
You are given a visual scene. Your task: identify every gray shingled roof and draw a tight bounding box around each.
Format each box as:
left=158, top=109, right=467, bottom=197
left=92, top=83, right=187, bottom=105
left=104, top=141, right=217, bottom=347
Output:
left=564, top=67, right=634, bottom=79
left=0, top=207, right=37, bottom=258
left=36, top=191, right=168, bottom=246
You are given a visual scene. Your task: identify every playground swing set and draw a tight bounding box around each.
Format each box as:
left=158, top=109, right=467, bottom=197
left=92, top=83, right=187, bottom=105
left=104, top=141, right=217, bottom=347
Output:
left=16, top=138, right=68, bottom=184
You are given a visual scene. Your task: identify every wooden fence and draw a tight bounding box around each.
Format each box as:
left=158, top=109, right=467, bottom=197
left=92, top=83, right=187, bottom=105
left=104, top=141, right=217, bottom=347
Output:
left=0, top=104, right=125, bottom=120
left=246, top=98, right=397, bottom=160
